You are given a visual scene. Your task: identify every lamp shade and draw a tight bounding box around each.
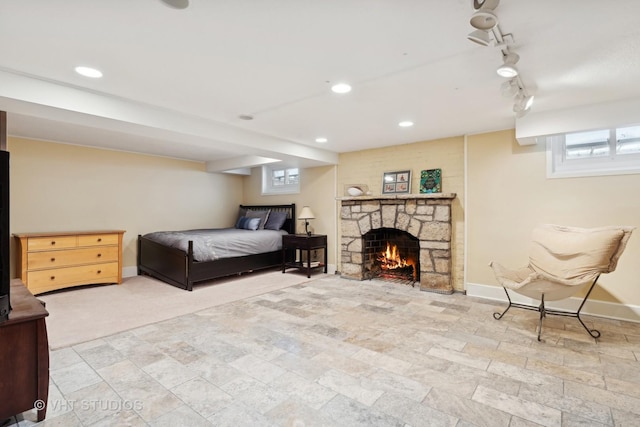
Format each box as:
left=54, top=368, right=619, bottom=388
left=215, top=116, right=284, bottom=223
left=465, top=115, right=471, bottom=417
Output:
left=298, top=206, right=316, bottom=220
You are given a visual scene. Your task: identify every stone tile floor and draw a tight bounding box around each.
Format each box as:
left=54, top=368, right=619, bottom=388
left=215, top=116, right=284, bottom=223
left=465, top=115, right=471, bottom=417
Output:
left=9, top=275, right=640, bottom=426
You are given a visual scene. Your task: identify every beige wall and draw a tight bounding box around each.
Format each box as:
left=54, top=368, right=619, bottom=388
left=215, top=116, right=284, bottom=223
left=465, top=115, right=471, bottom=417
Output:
left=8, top=137, right=243, bottom=275
left=10, top=127, right=640, bottom=310
left=467, top=129, right=640, bottom=306
left=337, top=137, right=466, bottom=291
left=242, top=165, right=338, bottom=267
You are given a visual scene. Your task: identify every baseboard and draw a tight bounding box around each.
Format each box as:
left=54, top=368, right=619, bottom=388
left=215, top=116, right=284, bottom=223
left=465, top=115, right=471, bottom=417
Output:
left=466, top=282, right=640, bottom=324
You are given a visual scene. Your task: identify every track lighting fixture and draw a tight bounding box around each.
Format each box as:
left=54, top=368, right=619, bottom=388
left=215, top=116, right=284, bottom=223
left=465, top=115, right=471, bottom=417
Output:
left=467, top=29, right=492, bottom=46
left=473, top=0, right=500, bottom=9
left=466, top=0, right=535, bottom=117
left=470, top=0, right=500, bottom=30
left=470, top=10, right=498, bottom=31
left=513, top=93, right=534, bottom=117
left=497, top=52, right=519, bottom=78
left=500, top=78, right=519, bottom=97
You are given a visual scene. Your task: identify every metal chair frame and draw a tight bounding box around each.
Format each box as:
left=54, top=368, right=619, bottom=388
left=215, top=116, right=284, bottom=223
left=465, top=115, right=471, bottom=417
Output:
left=493, top=275, right=601, bottom=341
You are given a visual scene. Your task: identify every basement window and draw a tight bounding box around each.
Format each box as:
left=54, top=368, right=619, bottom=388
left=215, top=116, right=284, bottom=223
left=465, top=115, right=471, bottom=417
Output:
left=262, top=165, right=300, bottom=195
left=546, top=125, right=640, bottom=178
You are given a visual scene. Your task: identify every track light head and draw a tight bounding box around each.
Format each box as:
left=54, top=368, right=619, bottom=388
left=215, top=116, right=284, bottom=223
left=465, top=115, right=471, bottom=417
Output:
left=467, top=29, right=492, bottom=46
left=523, top=94, right=534, bottom=110
left=472, top=0, right=500, bottom=10
left=470, top=10, right=498, bottom=30
left=497, top=64, right=518, bottom=78
left=513, top=93, right=534, bottom=117
left=500, top=79, right=519, bottom=97
left=497, top=52, right=519, bottom=78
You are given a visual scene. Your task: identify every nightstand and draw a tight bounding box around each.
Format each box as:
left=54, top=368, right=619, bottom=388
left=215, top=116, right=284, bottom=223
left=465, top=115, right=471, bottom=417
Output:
left=282, top=234, right=327, bottom=278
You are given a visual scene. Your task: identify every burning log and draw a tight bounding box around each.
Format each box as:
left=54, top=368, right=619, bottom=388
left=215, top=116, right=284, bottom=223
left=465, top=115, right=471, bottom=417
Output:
left=376, top=242, right=416, bottom=281
left=379, top=265, right=414, bottom=279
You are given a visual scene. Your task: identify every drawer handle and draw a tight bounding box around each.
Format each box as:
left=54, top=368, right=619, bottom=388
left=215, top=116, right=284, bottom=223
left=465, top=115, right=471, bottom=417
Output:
left=50, top=276, right=55, bottom=281
left=50, top=241, right=56, bottom=246
left=97, top=270, right=102, bottom=274
left=50, top=258, right=56, bottom=262
left=97, top=238, right=102, bottom=242
left=97, top=253, right=102, bottom=258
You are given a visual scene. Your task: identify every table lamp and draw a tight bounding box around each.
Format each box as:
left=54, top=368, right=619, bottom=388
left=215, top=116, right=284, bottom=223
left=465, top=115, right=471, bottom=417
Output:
left=298, top=206, right=316, bottom=236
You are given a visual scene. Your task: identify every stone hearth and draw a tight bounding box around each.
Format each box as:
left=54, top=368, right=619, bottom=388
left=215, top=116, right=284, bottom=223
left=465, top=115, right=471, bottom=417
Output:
left=338, top=194, right=457, bottom=294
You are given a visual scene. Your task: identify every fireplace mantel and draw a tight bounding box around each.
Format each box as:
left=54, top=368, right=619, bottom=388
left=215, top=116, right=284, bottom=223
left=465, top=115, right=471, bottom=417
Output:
left=338, top=193, right=457, bottom=294
left=336, top=193, right=456, bottom=202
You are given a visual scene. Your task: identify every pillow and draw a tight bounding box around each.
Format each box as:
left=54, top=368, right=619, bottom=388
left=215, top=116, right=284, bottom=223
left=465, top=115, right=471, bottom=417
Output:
left=246, top=209, right=270, bottom=230
left=264, top=211, right=287, bottom=230
left=235, top=216, right=260, bottom=230
left=235, top=207, right=248, bottom=227
left=237, top=207, right=248, bottom=220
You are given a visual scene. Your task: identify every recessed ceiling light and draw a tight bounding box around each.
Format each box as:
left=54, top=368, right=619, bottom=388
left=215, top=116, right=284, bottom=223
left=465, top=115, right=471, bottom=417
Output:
left=315, top=137, right=328, bottom=143
left=331, top=83, right=352, bottom=94
left=75, top=66, right=103, bottom=78
left=398, top=121, right=414, bottom=128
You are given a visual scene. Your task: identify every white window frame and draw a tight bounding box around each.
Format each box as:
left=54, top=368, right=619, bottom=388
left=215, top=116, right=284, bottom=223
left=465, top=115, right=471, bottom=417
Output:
left=546, top=126, right=640, bottom=179
left=261, top=164, right=300, bottom=195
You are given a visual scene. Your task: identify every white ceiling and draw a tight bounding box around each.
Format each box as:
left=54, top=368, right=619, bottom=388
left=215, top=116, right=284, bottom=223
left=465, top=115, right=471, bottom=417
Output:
left=2, top=0, right=640, bottom=172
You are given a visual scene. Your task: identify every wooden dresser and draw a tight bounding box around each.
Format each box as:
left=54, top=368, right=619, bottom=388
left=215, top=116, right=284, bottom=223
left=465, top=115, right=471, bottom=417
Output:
left=14, top=230, right=125, bottom=295
left=0, top=279, right=49, bottom=421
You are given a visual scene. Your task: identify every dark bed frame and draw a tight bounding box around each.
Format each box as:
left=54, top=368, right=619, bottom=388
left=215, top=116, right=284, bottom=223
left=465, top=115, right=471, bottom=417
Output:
left=137, top=203, right=296, bottom=291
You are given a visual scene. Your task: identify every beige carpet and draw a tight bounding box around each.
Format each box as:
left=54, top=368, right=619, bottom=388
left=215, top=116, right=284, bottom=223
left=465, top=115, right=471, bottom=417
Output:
left=39, top=269, right=314, bottom=350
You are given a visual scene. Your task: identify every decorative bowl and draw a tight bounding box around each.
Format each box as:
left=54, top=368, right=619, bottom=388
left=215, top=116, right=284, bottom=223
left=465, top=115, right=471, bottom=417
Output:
left=347, top=187, right=364, bottom=196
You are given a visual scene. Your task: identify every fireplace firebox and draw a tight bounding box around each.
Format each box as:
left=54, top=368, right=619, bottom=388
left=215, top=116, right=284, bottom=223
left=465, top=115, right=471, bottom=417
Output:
left=363, top=228, right=419, bottom=285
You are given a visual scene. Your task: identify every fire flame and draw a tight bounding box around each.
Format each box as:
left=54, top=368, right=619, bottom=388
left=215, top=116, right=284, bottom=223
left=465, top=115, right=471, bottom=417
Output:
left=377, top=242, right=409, bottom=270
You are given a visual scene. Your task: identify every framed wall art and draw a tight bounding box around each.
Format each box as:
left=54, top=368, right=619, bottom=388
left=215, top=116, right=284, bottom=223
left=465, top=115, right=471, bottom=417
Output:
left=420, top=168, right=442, bottom=193
left=382, top=170, right=411, bottom=194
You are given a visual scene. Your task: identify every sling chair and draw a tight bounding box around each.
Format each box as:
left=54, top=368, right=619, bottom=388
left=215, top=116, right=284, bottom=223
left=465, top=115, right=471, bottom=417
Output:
left=489, top=224, right=634, bottom=341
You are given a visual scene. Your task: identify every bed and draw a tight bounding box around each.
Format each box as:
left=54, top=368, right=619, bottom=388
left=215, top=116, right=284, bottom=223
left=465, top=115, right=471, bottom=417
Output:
left=137, top=204, right=296, bottom=291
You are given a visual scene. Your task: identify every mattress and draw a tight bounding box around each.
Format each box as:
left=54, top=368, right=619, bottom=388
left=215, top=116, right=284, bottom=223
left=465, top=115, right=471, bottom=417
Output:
left=143, top=228, right=288, bottom=262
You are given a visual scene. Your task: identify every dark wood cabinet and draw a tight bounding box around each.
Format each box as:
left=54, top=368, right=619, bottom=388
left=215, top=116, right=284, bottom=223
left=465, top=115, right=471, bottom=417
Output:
left=282, top=234, right=327, bottom=278
left=0, top=279, right=49, bottom=422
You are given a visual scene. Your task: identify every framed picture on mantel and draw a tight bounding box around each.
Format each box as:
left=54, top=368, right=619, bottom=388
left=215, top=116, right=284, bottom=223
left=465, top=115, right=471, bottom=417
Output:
left=420, top=168, right=442, bottom=193
left=382, top=170, right=411, bottom=194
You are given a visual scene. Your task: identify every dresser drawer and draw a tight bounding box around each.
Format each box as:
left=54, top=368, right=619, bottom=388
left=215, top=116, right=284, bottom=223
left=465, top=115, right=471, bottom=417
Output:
left=27, top=236, right=77, bottom=251
left=27, top=246, right=120, bottom=270
left=78, top=233, right=119, bottom=247
left=27, top=262, right=119, bottom=293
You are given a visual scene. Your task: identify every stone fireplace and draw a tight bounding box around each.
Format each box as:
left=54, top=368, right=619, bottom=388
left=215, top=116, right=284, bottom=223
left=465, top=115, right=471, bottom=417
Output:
left=338, top=194, right=456, bottom=294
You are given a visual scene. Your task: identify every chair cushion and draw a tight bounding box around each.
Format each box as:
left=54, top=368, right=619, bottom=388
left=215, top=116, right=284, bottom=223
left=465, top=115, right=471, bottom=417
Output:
left=529, top=224, right=625, bottom=281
